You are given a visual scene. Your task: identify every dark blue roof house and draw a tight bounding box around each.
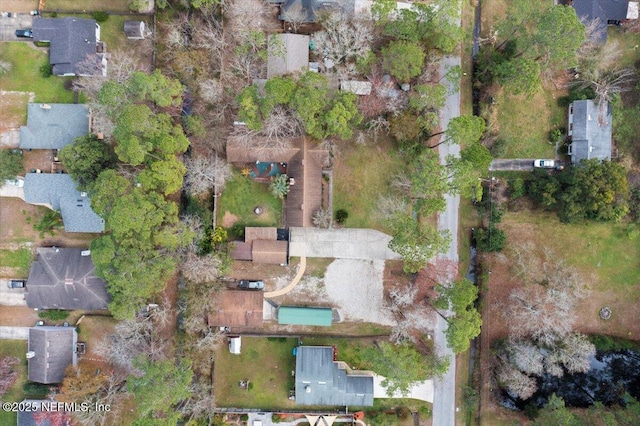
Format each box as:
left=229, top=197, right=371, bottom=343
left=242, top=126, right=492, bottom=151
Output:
left=295, top=346, right=374, bottom=406
left=20, top=103, right=90, bottom=150
left=32, top=17, right=107, bottom=76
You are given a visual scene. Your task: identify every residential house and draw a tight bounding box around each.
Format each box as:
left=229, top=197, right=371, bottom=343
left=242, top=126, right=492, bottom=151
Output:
left=571, top=0, right=639, bottom=42
left=25, top=247, right=110, bottom=310
left=124, top=20, right=146, bottom=39
left=567, top=99, right=612, bottom=164
left=295, top=346, right=374, bottom=406
left=232, top=227, right=289, bottom=264
left=32, top=17, right=107, bottom=76
left=23, top=174, right=104, bottom=233
left=208, top=289, right=264, bottom=329
left=27, top=326, right=77, bottom=384
left=226, top=137, right=329, bottom=227
left=267, top=33, right=310, bottom=78
left=20, top=103, right=90, bottom=150
left=280, top=0, right=341, bottom=23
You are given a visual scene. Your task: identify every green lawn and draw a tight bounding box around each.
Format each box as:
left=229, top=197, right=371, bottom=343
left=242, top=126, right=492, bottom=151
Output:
left=0, top=249, right=33, bottom=278
left=607, top=27, right=640, bottom=69
left=333, top=138, right=407, bottom=231
left=214, top=337, right=297, bottom=409
left=494, top=87, right=563, bottom=158
left=0, top=44, right=74, bottom=103
left=45, top=0, right=131, bottom=12
left=0, top=341, right=29, bottom=426
left=502, top=211, right=640, bottom=292
left=217, top=171, right=283, bottom=231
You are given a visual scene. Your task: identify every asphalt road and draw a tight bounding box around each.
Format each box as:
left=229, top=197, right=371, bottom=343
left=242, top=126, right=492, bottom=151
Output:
left=432, top=53, right=461, bottom=426
left=0, top=14, right=33, bottom=41
left=489, top=159, right=535, bottom=171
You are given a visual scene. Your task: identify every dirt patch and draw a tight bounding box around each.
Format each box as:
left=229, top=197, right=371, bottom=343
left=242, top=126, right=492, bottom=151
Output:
left=221, top=211, right=239, bottom=228
left=0, top=1, right=38, bottom=13
left=0, top=306, right=38, bottom=326
left=0, top=91, right=32, bottom=134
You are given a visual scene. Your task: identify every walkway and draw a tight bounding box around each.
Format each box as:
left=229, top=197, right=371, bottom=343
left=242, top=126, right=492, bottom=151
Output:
left=264, top=256, right=306, bottom=298
left=0, top=326, right=29, bottom=339
left=288, top=228, right=401, bottom=260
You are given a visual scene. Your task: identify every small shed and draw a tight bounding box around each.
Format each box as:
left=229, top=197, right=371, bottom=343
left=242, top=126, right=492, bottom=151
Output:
left=278, top=306, right=333, bottom=326
left=124, top=20, right=146, bottom=40
left=228, top=336, right=241, bottom=355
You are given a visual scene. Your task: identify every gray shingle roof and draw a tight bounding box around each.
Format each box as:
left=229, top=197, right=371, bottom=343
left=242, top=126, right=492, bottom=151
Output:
left=572, top=0, right=631, bottom=43
left=280, top=0, right=343, bottom=23
left=32, top=17, right=100, bottom=76
left=19, top=103, right=90, bottom=150
left=569, top=100, right=612, bottom=164
left=25, top=247, right=110, bottom=311
left=295, top=346, right=374, bottom=406
left=28, top=326, right=77, bottom=384
left=23, top=173, right=104, bottom=233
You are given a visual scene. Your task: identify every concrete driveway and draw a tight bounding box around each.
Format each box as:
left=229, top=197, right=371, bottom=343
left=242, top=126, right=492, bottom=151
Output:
left=489, top=159, right=535, bottom=171
left=0, top=281, right=27, bottom=306
left=0, top=326, right=29, bottom=339
left=0, top=14, right=34, bottom=41
left=288, top=228, right=401, bottom=260
left=0, top=177, right=25, bottom=199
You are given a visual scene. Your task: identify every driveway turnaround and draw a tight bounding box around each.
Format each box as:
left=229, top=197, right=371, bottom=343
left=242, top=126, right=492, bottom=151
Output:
left=0, top=326, right=29, bottom=339
left=288, top=228, right=401, bottom=260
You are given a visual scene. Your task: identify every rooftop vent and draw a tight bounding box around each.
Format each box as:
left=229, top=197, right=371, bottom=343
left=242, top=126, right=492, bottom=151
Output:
left=65, top=278, right=74, bottom=285
left=305, top=385, right=311, bottom=393
left=40, top=104, right=51, bottom=110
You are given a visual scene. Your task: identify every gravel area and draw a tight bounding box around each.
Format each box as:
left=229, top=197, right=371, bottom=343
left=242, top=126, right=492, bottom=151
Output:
left=324, top=259, right=394, bottom=326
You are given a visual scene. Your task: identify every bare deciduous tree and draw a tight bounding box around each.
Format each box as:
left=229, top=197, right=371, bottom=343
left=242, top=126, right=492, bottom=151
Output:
left=571, top=67, right=635, bottom=114
left=198, top=78, right=223, bottom=104
left=0, top=357, right=19, bottom=397
left=314, top=12, right=374, bottom=70
left=375, top=195, right=408, bottom=221
left=181, top=252, right=224, bottom=284
left=281, top=1, right=308, bottom=33
left=184, top=155, right=232, bottom=197
left=496, top=357, right=538, bottom=400
left=261, top=106, right=304, bottom=143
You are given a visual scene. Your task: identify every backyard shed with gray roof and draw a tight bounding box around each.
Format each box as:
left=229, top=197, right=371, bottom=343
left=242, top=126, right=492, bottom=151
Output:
left=567, top=99, right=612, bottom=164
left=20, top=103, right=90, bottom=150
left=267, top=33, right=310, bottom=78
left=295, top=346, right=374, bottom=406
left=27, top=326, right=77, bottom=384
left=23, top=173, right=104, bottom=233
left=32, top=17, right=106, bottom=76
left=25, top=247, right=110, bottom=311
left=124, top=20, right=146, bottom=39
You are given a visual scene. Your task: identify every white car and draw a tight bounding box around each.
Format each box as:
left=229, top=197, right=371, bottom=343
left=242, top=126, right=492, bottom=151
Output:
left=533, top=159, right=555, bottom=168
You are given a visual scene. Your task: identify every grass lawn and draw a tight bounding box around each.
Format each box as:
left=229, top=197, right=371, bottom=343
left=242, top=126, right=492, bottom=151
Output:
left=44, top=0, right=131, bottom=12
left=214, top=337, right=297, bottom=409
left=501, top=211, right=640, bottom=292
left=607, top=26, right=640, bottom=69
left=333, top=138, right=406, bottom=231
left=0, top=340, right=29, bottom=426
left=217, top=170, right=283, bottom=231
left=0, top=44, right=74, bottom=103
left=494, top=88, right=563, bottom=158
left=0, top=249, right=33, bottom=278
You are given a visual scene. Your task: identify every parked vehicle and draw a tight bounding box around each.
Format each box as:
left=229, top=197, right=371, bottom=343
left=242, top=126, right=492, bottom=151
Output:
left=35, top=320, right=44, bottom=326
left=238, top=279, right=265, bottom=290
left=533, top=159, right=555, bottom=168
left=15, top=29, right=33, bottom=38
left=7, top=279, right=25, bottom=288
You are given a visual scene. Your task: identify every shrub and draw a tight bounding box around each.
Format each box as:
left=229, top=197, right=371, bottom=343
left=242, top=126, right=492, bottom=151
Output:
left=335, top=209, right=348, bottom=224
left=34, top=41, right=50, bottom=47
left=39, top=63, right=53, bottom=78
left=38, top=309, right=69, bottom=321
left=490, top=139, right=507, bottom=157
left=23, top=382, right=51, bottom=396
left=475, top=225, right=506, bottom=252
left=510, top=178, right=526, bottom=200
left=92, top=11, right=109, bottom=23
left=240, top=414, right=249, bottom=421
